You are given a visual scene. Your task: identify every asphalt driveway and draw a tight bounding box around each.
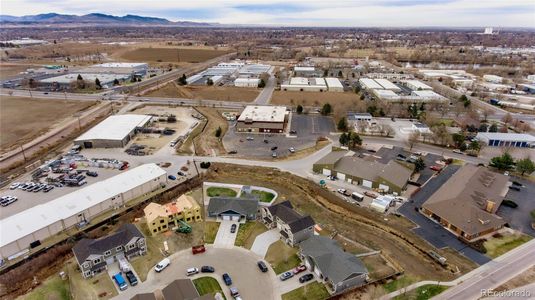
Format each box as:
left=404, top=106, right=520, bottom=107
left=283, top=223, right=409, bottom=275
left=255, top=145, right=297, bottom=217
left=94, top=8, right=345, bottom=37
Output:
left=398, top=165, right=491, bottom=265
left=250, top=228, right=280, bottom=258
left=214, top=221, right=239, bottom=248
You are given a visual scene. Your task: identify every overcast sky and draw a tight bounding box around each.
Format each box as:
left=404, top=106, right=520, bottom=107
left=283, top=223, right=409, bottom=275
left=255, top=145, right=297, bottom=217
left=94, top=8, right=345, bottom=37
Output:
left=1, top=0, right=534, bottom=27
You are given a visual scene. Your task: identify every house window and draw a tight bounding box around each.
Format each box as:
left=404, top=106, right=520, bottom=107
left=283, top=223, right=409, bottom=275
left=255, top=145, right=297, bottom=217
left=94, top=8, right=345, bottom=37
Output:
left=85, top=271, right=91, bottom=277
left=104, top=250, right=111, bottom=256
left=160, top=219, right=165, bottom=223
left=93, top=258, right=101, bottom=264
left=153, top=229, right=157, bottom=233
left=116, top=246, right=123, bottom=252
left=82, top=262, right=90, bottom=269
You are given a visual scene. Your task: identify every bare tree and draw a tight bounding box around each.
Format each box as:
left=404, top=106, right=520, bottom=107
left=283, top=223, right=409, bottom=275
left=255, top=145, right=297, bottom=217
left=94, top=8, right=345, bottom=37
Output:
left=501, top=113, right=513, bottom=125
left=407, top=131, right=421, bottom=150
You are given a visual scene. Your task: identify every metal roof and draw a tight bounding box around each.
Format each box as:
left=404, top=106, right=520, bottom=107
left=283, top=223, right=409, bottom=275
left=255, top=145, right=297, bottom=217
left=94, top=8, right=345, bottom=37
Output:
left=237, top=105, right=287, bottom=123
left=0, top=164, right=166, bottom=248
left=476, top=132, right=535, bottom=142
left=75, top=114, right=152, bottom=142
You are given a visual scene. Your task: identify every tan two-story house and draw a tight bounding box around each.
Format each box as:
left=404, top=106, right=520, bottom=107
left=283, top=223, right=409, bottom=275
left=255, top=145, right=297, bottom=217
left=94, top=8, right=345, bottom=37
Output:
left=261, top=201, right=315, bottom=246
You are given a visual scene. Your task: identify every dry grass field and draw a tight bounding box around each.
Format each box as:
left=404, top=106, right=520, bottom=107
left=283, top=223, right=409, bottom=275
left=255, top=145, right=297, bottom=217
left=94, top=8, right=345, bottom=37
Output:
left=119, top=47, right=231, bottom=63
left=0, top=63, right=41, bottom=80
left=0, top=97, right=96, bottom=152
left=271, top=90, right=365, bottom=118
left=145, top=82, right=259, bottom=102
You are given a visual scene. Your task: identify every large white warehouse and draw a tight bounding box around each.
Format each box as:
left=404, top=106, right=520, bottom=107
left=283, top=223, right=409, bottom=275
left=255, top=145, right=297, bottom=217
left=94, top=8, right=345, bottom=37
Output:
left=0, top=164, right=167, bottom=260
left=74, top=114, right=152, bottom=148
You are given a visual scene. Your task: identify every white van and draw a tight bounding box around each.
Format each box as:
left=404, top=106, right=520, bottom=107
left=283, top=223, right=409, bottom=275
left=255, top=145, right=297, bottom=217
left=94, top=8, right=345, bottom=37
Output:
left=155, top=258, right=170, bottom=273
left=351, top=192, right=364, bottom=201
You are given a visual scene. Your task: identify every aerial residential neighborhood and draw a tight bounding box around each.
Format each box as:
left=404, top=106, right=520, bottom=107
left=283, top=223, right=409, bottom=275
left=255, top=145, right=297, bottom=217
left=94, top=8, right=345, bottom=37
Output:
left=0, top=1, right=534, bottom=300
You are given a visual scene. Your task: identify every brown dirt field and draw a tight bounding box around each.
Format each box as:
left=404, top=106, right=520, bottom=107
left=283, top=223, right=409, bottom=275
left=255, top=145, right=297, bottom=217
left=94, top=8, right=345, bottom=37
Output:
left=494, top=266, right=535, bottom=292
left=0, top=63, right=41, bottom=80
left=119, top=47, right=231, bottom=63
left=145, top=82, right=259, bottom=102
left=0, top=97, right=96, bottom=152
left=193, top=107, right=228, bottom=156
left=271, top=90, right=365, bottom=119
left=5, top=42, right=123, bottom=64
left=204, top=164, right=477, bottom=283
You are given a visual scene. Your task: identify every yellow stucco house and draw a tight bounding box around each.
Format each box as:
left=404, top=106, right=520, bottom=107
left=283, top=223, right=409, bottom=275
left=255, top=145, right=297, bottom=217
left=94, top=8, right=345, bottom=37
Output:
left=144, top=194, right=201, bottom=235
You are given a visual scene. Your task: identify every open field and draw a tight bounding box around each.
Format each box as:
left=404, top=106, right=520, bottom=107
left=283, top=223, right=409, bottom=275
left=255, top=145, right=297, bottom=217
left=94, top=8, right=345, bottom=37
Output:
left=235, top=221, right=268, bottom=249
left=18, top=274, right=70, bottom=300
left=483, top=232, right=532, bottom=258
left=271, top=91, right=364, bottom=119
left=393, top=284, right=448, bottom=300
left=193, top=277, right=225, bottom=299
left=0, top=63, right=42, bottom=80
left=203, top=221, right=221, bottom=244
left=192, top=107, right=229, bottom=156
left=362, top=254, right=398, bottom=281
left=203, top=164, right=477, bottom=283
left=281, top=282, right=330, bottom=300
left=0, top=96, right=96, bottom=152
left=119, top=47, right=231, bottom=63
left=265, top=240, right=301, bottom=274
left=145, top=82, right=259, bottom=102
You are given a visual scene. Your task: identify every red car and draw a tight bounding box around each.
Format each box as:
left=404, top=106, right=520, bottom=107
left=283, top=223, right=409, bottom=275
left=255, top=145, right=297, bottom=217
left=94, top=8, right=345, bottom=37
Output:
left=293, top=265, right=307, bottom=274
left=430, top=165, right=442, bottom=172
left=192, top=245, right=206, bottom=255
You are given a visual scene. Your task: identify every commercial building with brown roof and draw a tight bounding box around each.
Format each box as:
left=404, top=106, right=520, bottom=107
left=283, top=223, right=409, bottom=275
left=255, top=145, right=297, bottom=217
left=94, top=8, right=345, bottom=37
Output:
left=421, top=165, right=509, bottom=241
left=144, top=194, right=201, bottom=236
left=313, top=150, right=413, bottom=194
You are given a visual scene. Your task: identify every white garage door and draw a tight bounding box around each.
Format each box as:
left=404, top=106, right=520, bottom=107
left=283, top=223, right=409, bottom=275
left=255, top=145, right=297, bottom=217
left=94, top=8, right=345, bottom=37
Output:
left=347, top=178, right=352, bottom=184
left=322, top=168, right=331, bottom=176
left=338, top=173, right=346, bottom=180
left=231, top=216, right=240, bottom=221
left=362, top=180, right=373, bottom=188
left=379, top=184, right=390, bottom=192
left=222, top=215, right=231, bottom=221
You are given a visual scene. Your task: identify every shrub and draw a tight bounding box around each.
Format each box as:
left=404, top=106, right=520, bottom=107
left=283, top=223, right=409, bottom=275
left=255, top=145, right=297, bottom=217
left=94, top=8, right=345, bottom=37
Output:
left=200, top=162, right=211, bottom=169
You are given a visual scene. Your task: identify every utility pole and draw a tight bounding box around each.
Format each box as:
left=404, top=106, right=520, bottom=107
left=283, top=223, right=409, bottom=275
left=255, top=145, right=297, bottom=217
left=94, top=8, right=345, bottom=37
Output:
left=20, top=145, right=27, bottom=162
left=28, top=88, right=32, bottom=98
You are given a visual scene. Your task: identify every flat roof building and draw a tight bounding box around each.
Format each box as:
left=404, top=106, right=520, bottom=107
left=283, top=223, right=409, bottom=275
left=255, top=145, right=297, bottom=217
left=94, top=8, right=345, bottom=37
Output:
left=0, top=164, right=167, bottom=260
left=375, top=79, right=401, bottom=91
left=236, top=105, right=288, bottom=133
left=421, top=165, right=509, bottom=241
left=39, top=73, right=129, bottom=88
left=372, top=89, right=400, bottom=100
left=475, top=132, right=535, bottom=148
left=234, top=77, right=261, bottom=88
left=359, top=78, right=383, bottom=90
left=75, top=114, right=152, bottom=148
left=483, top=74, right=503, bottom=84
left=411, top=90, right=446, bottom=101
left=403, top=80, right=433, bottom=91
left=325, top=77, right=344, bottom=92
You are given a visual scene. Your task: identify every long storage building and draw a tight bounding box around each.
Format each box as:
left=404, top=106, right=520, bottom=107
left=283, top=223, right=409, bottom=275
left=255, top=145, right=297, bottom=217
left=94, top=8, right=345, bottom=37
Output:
left=0, top=164, right=167, bottom=260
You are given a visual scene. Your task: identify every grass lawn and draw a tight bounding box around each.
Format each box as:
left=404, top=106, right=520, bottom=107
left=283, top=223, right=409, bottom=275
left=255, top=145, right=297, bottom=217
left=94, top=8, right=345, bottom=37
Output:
left=193, top=277, right=226, bottom=299
left=20, top=274, right=70, bottom=300
left=235, top=221, right=268, bottom=248
left=249, top=190, right=276, bottom=203
left=265, top=240, right=301, bottom=274
left=206, top=186, right=238, bottom=197
left=531, top=209, right=535, bottom=219
left=204, top=221, right=221, bottom=244
left=281, top=282, right=330, bottom=300
left=67, top=259, right=118, bottom=300
left=382, top=275, right=419, bottom=293
left=484, top=233, right=532, bottom=258
left=393, top=284, right=448, bottom=300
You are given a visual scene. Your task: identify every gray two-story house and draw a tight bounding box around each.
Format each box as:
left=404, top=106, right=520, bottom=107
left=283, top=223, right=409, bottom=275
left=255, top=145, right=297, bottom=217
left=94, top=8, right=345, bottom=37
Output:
left=261, top=201, right=315, bottom=246
left=73, top=223, right=146, bottom=278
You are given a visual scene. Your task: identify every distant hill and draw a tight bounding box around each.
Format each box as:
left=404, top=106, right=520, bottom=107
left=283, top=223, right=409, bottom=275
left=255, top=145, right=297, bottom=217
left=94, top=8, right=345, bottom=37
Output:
left=0, top=13, right=214, bottom=26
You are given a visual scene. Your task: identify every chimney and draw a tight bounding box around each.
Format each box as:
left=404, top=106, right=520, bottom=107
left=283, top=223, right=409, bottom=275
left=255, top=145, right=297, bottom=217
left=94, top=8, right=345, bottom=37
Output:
left=485, top=200, right=495, bottom=213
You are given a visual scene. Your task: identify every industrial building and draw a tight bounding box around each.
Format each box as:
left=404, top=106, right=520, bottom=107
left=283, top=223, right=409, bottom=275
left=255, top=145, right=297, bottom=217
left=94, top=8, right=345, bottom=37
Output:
left=187, top=61, right=271, bottom=85
left=236, top=105, right=288, bottom=133
left=234, top=77, right=261, bottom=88
left=74, top=114, right=152, bottom=148
left=483, top=74, right=504, bottom=84
left=475, top=132, right=535, bottom=148
left=403, top=80, right=432, bottom=91
left=421, top=165, right=509, bottom=241
left=293, top=66, right=322, bottom=77
left=39, top=73, right=129, bottom=89
left=366, top=73, right=414, bottom=80
left=411, top=90, right=446, bottom=101
left=371, top=89, right=400, bottom=101
left=78, top=62, right=149, bottom=76
left=374, top=79, right=401, bottom=91
left=144, top=194, right=201, bottom=235
left=238, top=63, right=271, bottom=77
left=325, top=77, right=344, bottom=92
left=359, top=78, right=384, bottom=90
left=0, top=164, right=167, bottom=260
left=281, top=77, right=327, bottom=92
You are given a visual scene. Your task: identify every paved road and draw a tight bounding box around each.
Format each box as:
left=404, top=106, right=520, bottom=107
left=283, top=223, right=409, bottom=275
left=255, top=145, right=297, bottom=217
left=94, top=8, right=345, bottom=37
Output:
left=254, top=75, right=276, bottom=104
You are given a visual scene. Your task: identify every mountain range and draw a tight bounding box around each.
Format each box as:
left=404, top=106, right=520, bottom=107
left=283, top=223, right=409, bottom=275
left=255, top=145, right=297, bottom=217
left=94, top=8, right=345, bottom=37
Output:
left=0, top=13, right=214, bottom=26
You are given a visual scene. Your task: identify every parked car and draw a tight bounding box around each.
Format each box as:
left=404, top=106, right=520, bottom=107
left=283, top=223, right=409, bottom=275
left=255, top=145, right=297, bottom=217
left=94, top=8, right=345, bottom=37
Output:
left=397, top=154, right=407, bottom=159
left=288, top=147, right=295, bottom=153
left=336, top=189, right=350, bottom=196
left=43, top=186, right=54, bottom=192
left=222, top=273, right=232, bottom=286
left=289, top=130, right=297, bottom=134
left=9, top=182, right=20, bottom=190
left=293, top=265, right=307, bottom=274
left=263, top=139, right=269, bottom=143
left=246, top=137, right=254, bottom=141
left=364, top=191, right=378, bottom=198
left=168, top=175, right=177, bottom=180
left=452, top=149, right=463, bottom=154
left=154, top=258, right=170, bottom=272
left=201, top=266, right=215, bottom=273
left=125, top=271, right=138, bottom=286
left=192, top=245, right=206, bottom=255
left=230, top=224, right=237, bottom=233
left=280, top=271, right=294, bottom=281
left=509, top=186, right=521, bottom=191
left=512, top=181, right=523, bottom=187
left=113, top=273, right=128, bottom=291
left=86, top=171, right=98, bottom=177
left=230, top=287, right=240, bottom=298
left=430, top=165, right=442, bottom=172
left=257, top=261, right=268, bottom=272
left=270, top=146, right=278, bottom=151
left=272, top=152, right=277, bottom=158
left=186, top=267, right=199, bottom=276
left=329, top=175, right=337, bottom=181
left=227, top=150, right=238, bottom=154
left=299, top=273, right=314, bottom=283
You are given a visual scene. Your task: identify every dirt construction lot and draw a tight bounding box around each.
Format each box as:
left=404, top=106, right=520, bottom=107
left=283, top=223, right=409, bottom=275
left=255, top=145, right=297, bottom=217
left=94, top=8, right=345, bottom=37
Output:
left=119, top=47, right=231, bottom=63
left=203, top=164, right=477, bottom=296
left=145, top=82, right=259, bottom=102
left=0, top=96, right=96, bottom=152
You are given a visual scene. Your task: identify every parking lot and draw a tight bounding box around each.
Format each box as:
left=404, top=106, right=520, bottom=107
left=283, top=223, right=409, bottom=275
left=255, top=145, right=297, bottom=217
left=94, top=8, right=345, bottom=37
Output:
left=397, top=165, right=492, bottom=265
left=497, top=176, right=535, bottom=237
left=223, top=114, right=334, bottom=159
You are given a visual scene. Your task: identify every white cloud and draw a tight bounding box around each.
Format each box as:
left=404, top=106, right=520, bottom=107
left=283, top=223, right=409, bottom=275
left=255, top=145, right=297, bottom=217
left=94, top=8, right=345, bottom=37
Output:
left=1, top=0, right=534, bottom=27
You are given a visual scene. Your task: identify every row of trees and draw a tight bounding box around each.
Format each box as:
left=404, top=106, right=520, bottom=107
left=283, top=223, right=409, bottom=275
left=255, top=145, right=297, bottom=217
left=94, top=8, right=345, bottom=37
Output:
left=490, top=153, right=535, bottom=176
